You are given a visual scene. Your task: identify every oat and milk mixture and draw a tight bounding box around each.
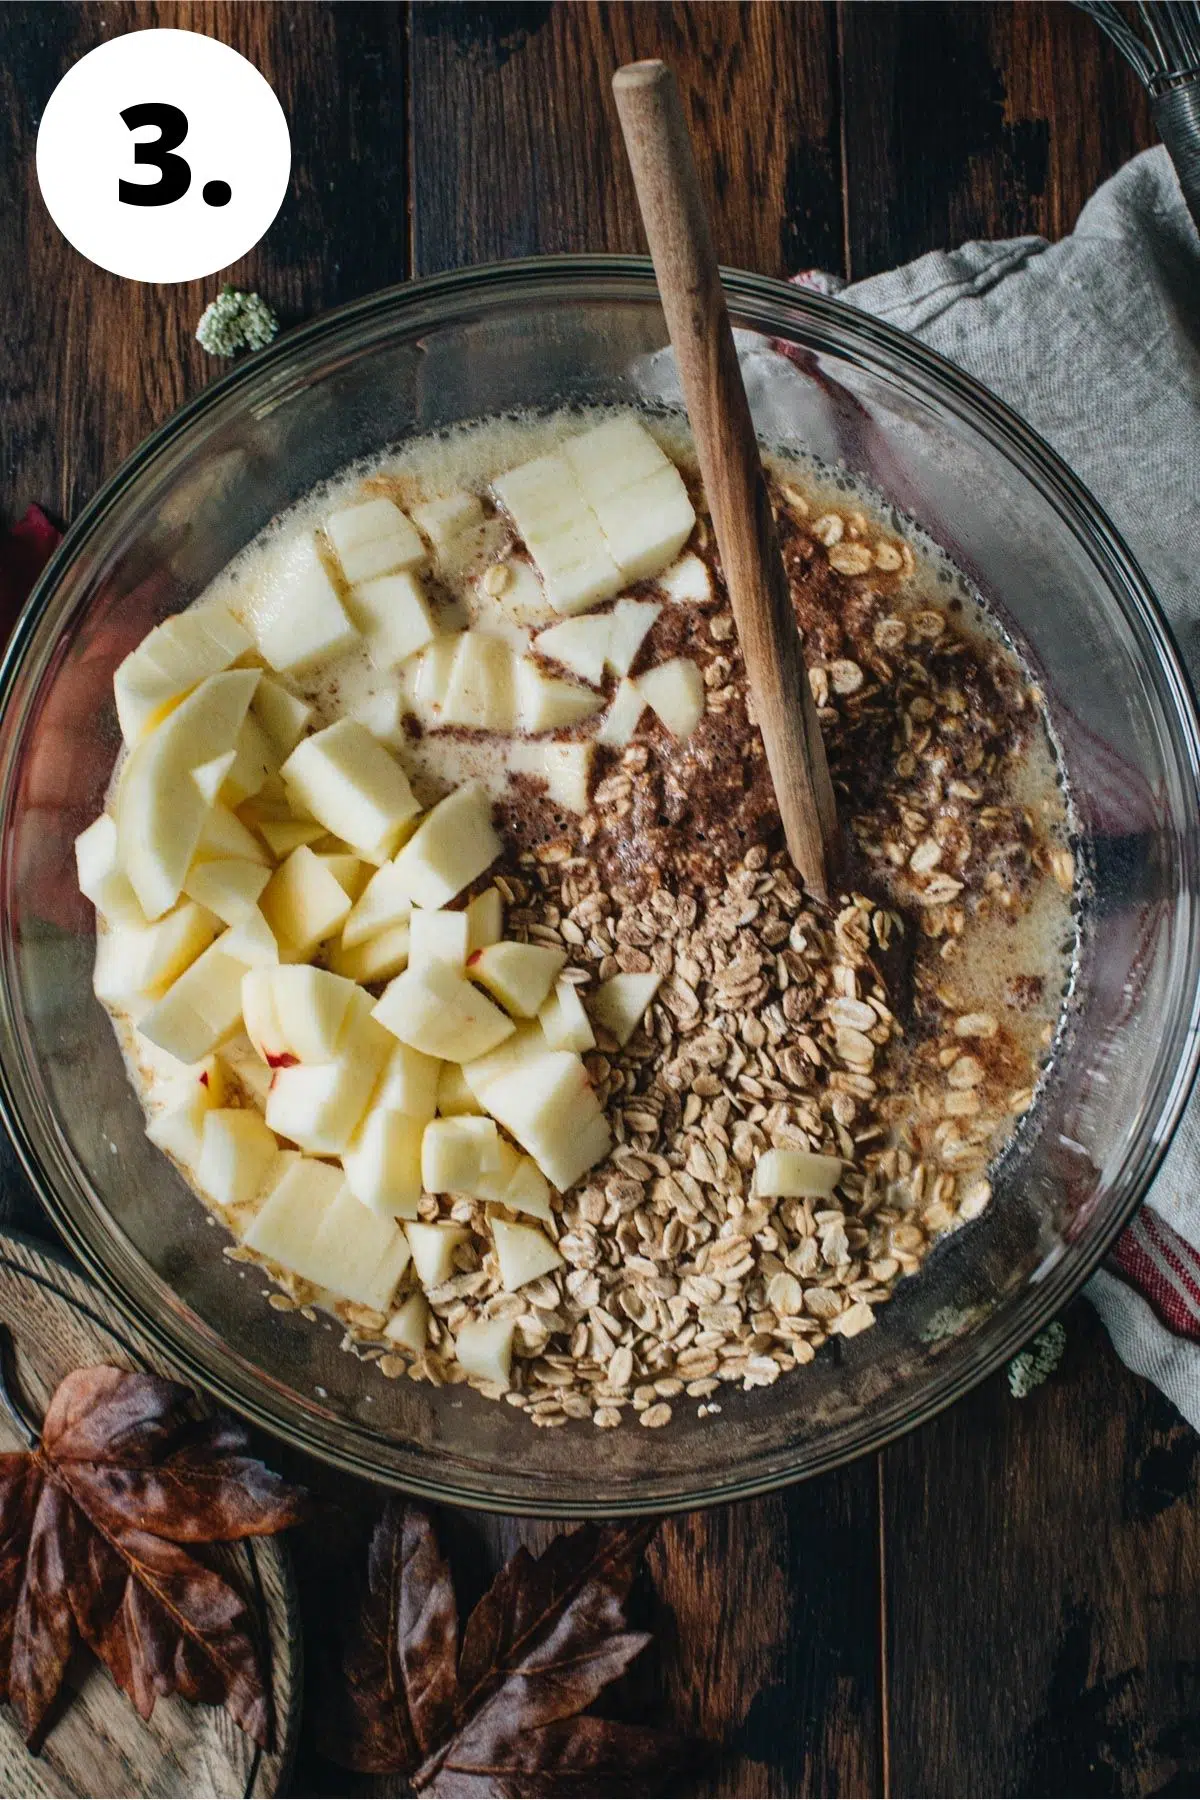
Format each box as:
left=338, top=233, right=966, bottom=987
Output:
left=83, top=408, right=1076, bottom=1430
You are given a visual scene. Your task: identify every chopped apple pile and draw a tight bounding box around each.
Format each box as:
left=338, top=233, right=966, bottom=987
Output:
left=83, top=617, right=619, bottom=1351
left=82, top=423, right=722, bottom=1386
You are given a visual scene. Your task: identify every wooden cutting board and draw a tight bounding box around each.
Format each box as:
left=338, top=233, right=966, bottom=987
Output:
left=0, top=1231, right=301, bottom=1799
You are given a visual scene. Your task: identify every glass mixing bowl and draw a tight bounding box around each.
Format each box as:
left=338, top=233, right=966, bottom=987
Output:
left=1, top=259, right=1198, bottom=1515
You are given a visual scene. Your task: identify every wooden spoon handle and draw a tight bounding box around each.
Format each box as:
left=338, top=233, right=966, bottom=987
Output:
left=613, top=58, right=840, bottom=901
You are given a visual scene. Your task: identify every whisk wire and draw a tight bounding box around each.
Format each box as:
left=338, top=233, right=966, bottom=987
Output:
left=1075, top=1, right=1200, bottom=231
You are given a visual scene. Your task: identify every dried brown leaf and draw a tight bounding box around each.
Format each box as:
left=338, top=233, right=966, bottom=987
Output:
left=319, top=1505, right=699, bottom=1798
left=424, top=1714, right=698, bottom=1797
left=315, top=1501, right=458, bottom=1772
left=0, top=1359, right=306, bottom=1749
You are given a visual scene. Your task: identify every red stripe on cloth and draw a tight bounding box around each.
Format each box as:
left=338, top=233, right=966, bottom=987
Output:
left=1139, top=1208, right=1200, bottom=1312
left=1111, top=1212, right=1200, bottom=1341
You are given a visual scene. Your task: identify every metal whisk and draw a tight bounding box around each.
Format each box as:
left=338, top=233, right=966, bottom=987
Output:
left=1076, top=2, right=1200, bottom=231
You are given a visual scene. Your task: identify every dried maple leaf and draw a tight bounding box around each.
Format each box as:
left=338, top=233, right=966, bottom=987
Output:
left=317, top=1502, right=698, bottom=1798
left=0, top=1354, right=306, bottom=1750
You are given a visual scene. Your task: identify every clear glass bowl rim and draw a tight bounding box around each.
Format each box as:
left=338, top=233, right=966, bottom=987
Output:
left=1, top=254, right=1199, bottom=1515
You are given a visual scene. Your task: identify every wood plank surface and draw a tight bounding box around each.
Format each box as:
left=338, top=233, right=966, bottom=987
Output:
left=0, top=6, right=1190, bottom=1799
left=840, top=0, right=1158, bottom=277
left=0, top=0, right=406, bottom=527
left=884, top=1301, right=1200, bottom=1798
left=408, top=1, right=844, bottom=277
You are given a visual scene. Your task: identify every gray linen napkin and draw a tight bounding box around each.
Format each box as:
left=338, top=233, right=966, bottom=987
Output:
left=837, top=148, right=1200, bottom=1421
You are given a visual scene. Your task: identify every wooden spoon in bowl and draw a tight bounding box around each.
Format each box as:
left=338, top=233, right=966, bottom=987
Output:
left=613, top=58, right=841, bottom=902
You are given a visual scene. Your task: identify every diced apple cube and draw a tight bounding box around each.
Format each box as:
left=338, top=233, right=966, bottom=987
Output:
left=374, top=1043, right=441, bottom=1123
left=490, top=1216, right=563, bottom=1292
left=470, top=1138, right=521, bottom=1202
left=196, top=1108, right=278, bottom=1208
left=347, top=570, right=438, bottom=671
left=251, top=676, right=312, bottom=757
left=136, top=936, right=256, bottom=1064
left=460, top=1023, right=549, bottom=1109
left=391, top=781, right=500, bottom=910
left=219, top=1033, right=273, bottom=1104
left=93, top=902, right=219, bottom=1008
left=513, top=660, right=604, bottom=732
left=605, top=599, right=661, bottom=675
left=752, top=1148, right=843, bottom=1199
left=596, top=678, right=647, bottom=749
left=351, top=684, right=407, bottom=749
left=534, top=615, right=611, bottom=687
left=220, top=907, right=279, bottom=968
left=509, top=741, right=594, bottom=815
left=243, top=1154, right=341, bottom=1273
left=493, top=452, right=623, bottom=616
left=561, top=415, right=664, bottom=496
left=455, top=1315, right=514, bottom=1386
left=265, top=997, right=392, bottom=1155
left=483, top=1050, right=611, bottom=1191
left=113, top=600, right=253, bottom=745
left=145, top=1070, right=221, bottom=1170
left=501, top=1154, right=554, bottom=1224
left=250, top=964, right=359, bottom=1063
left=326, top=497, right=426, bottom=585
left=192, top=750, right=237, bottom=806
left=343, top=861, right=413, bottom=948
left=260, top=845, right=352, bottom=958
left=440, top=632, right=515, bottom=732
left=482, top=558, right=557, bottom=627
left=76, top=814, right=146, bottom=928
left=341, top=1107, right=423, bottom=1219
left=421, top=1115, right=501, bottom=1194
left=411, top=491, right=484, bottom=560
left=590, top=971, right=662, bottom=1047
left=594, top=462, right=696, bottom=585
left=561, top=418, right=695, bottom=583
left=436, top=1061, right=483, bottom=1117
left=246, top=534, right=359, bottom=673
left=282, top=719, right=421, bottom=863
left=312, top=1186, right=412, bottom=1312
left=221, top=713, right=279, bottom=806
left=538, top=977, right=595, bottom=1053
left=269, top=964, right=361, bottom=1060
left=117, top=668, right=261, bottom=919
left=468, top=941, right=565, bottom=1018
left=405, top=1221, right=469, bottom=1290
left=403, top=632, right=462, bottom=729
left=241, top=969, right=285, bottom=1065
left=316, top=853, right=370, bottom=902
left=409, top=908, right=470, bottom=974
left=657, top=551, right=712, bottom=604
left=384, top=1291, right=429, bottom=1353
left=374, top=964, right=515, bottom=1063
left=246, top=1156, right=410, bottom=1311
left=179, top=1053, right=227, bottom=1108
left=257, top=817, right=325, bottom=860
left=637, top=657, right=705, bottom=739
left=465, top=886, right=503, bottom=952
left=327, top=924, right=412, bottom=984
left=195, top=802, right=272, bottom=867
left=183, top=858, right=270, bottom=925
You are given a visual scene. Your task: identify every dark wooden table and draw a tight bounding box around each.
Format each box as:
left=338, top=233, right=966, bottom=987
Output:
left=2, top=5, right=1195, bottom=1795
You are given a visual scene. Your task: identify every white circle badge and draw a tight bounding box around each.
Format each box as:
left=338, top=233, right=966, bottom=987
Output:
left=36, top=29, right=291, bottom=284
